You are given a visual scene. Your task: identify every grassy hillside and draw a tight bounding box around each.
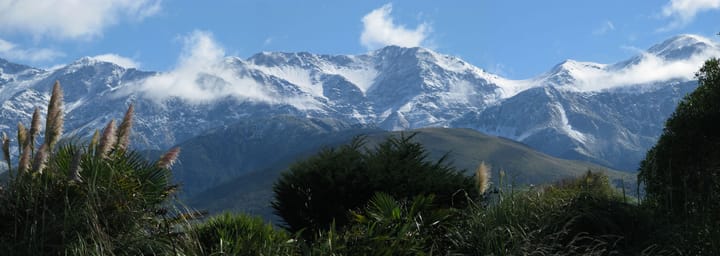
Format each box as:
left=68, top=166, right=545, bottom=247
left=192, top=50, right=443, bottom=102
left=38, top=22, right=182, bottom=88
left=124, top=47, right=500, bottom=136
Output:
left=365, top=128, right=633, bottom=185
left=183, top=125, right=633, bottom=221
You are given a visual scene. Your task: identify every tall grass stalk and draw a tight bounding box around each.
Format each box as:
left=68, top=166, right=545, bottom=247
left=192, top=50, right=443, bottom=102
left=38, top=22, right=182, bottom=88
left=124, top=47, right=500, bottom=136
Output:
left=116, top=104, right=133, bottom=152
left=475, top=161, right=490, bottom=195
left=44, top=81, right=63, bottom=149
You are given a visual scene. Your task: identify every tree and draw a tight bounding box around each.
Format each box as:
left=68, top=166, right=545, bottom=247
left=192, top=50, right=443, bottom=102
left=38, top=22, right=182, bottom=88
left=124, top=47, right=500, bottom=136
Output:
left=272, top=134, right=476, bottom=239
left=638, top=58, right=720, bottom=219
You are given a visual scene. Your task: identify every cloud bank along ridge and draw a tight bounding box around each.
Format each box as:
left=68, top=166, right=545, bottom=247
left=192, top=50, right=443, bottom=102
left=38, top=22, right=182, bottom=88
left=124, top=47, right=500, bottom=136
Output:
left=113, top=33, right=720, bottom=108
left=120, top=31, right=324, bottom=109
left=534, top=35, right=720, bottom=92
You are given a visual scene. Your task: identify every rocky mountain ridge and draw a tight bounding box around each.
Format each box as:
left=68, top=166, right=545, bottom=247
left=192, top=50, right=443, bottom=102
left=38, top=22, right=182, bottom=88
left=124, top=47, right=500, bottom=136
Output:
left=0, top=34, right=716, bottom=170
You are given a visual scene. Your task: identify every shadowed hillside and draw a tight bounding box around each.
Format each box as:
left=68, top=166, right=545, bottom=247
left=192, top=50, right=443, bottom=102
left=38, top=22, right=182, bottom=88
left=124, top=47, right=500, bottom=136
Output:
left=178, top=122, right=632, bottom=220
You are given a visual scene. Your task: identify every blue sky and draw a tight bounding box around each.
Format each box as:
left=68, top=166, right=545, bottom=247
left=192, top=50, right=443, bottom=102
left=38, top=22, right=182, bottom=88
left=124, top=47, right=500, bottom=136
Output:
left=0, top=0, right=718, bottom=79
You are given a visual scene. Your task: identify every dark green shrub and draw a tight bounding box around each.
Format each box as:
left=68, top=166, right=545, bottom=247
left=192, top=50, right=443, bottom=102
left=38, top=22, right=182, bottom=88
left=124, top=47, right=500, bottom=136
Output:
left=272, top=134, right=476, bottom=239
left=308, top=192, right=456, bottom=255
left=191, top=213, right=295, bottom=255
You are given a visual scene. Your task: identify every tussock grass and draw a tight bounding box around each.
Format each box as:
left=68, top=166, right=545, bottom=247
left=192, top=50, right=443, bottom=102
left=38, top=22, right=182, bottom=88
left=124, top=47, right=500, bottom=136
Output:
left=450, top=171, right=677, bottom=255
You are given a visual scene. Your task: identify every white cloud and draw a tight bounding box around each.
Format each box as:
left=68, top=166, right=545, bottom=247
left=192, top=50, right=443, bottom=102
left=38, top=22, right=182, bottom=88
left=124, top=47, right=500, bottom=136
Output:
left=360, top=4, right=430, bottom=50
left=119, top=31, right=277, bottom=105
left=91, top=54, right=139, bottom=69
left=660, top=0, right=720, bottom=30
left=592, top=21, right=615, bottom=35
left=0, top=0, right=161, bottom=39
left=0, top=37, right=64, bottom=62
left=564, top=47, right=719, bottom=91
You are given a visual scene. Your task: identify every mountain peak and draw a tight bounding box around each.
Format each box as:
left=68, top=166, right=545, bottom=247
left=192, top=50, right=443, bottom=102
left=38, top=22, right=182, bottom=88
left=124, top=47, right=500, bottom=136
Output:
left=59, top=56, right=136, bottom=73
left=553, top=59, right=605, bottom=71
left=247, top=51, right=322, bottom=68
left=535, top=59, right=606, bottom=88
left=647, top=34, right=716, bottom=60
left=372, top=45, right=433, bottom=57
left=70, top=56, right=111, bottom=67
left=0, top=57, right=37, bottom=74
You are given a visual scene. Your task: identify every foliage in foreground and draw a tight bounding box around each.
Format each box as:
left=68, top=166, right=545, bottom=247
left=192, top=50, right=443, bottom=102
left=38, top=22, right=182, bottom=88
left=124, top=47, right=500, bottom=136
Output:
left=272, top=134, right=477, bottom=239
left=302, top=171, right=662, bottom=255
left=452, top=171, right=666, bottom=255
left=307, top=192, right=457, bottom=255
left=0, top=82, right=185, bottom=255
left=190, top=212, right=295, bottom=255
left=6, top=70, right=720, bottom=255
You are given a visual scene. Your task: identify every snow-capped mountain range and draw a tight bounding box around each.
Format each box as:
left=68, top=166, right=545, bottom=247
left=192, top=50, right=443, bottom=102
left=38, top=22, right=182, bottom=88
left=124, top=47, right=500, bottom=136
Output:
left=0, top=34, right=716, bottom=171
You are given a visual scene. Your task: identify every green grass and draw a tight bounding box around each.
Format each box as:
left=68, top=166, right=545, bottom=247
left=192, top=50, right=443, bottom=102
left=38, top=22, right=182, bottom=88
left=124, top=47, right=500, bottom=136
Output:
left=365, top=128, right=634, bottom=186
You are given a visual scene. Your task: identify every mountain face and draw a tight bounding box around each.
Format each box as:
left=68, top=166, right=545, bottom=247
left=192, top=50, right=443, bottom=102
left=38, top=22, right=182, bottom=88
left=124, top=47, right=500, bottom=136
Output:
left=165, top=115, right=382, bottom=196
left=0, top=34, right=716, bottom=171
left=453, top=82, right=696, bottom=169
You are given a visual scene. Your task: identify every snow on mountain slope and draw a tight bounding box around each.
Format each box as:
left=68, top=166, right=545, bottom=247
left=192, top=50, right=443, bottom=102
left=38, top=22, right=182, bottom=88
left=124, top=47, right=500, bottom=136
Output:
left=0, top=34, right=716, bottom=171
left=454, top=34, right=718, bottom=170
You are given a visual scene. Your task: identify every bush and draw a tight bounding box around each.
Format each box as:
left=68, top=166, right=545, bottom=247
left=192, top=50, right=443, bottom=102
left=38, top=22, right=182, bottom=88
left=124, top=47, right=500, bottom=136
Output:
left=0, top=82, right=185, bottom=255
left=307, top=192, right=457, bottom=255
left=191, top=213, right=295, bottom=255
left=451, top=171, right=664, bottom=255
left=272, top=134, right=476, bottom=239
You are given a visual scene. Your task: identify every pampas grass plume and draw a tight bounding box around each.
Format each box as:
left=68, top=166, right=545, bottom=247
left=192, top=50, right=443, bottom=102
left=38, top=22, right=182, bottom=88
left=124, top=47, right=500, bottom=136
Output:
left=17, top=122, right=28, bottom=149
left=116, top=104, right=134, bottom=151
left=44, top=81, right=64, bottom=148
left=157, top=147, right=181, bottom=169
left=18, top=144, right=30, bottom=174
left=96, top=120, right=116, bottom=159
left=2, top=132, right=10, bottom=170
left=32, top=144, right=48, bottom=173
left=475, top=161, right=491, bottom=195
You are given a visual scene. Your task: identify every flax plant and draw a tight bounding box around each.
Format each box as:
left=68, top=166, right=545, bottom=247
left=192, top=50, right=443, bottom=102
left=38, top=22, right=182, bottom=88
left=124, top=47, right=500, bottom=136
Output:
left=67, top=149, right=83, bottom=183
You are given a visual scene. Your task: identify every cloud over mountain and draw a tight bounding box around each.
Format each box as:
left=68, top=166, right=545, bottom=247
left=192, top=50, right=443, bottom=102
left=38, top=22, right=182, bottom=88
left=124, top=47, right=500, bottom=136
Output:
left=360, top=4, right=430, bottom=50
left=122, top=31, right=274, bottom=104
